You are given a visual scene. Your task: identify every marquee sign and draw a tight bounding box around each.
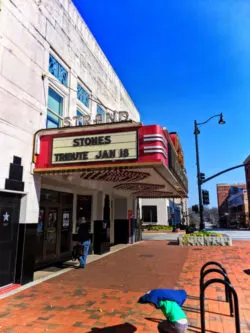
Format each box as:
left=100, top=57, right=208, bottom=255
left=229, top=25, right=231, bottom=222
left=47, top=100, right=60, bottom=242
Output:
left=51, top=130, right=138, bottom=164
left=63, top=111, right=130, bottom=127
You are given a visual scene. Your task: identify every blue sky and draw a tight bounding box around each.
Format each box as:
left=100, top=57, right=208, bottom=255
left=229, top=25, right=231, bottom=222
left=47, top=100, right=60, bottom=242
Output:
left=72, top=0, right=250, bottom=207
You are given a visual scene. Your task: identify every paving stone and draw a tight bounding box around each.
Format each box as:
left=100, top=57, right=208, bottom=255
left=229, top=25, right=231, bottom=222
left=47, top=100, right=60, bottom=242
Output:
left=0, top=241, right=249, bottom=332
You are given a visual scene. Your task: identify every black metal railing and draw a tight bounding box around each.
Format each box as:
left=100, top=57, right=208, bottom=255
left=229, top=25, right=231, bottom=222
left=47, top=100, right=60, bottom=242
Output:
left=199, top=261, right=241, bottom=333
left=200, top=261, right=233, bottom=315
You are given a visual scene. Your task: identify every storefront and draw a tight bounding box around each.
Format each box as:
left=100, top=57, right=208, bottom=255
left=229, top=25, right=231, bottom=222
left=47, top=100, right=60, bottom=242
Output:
left=31, top=121, right=188, bottom=268
left=0, top=121, right=188, bottom=288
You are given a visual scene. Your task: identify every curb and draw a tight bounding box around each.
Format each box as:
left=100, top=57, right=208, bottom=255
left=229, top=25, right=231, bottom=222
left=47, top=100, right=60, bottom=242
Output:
left=0, top=241, right=143, bottom=300
left=143, top=232, right=183, bottom=235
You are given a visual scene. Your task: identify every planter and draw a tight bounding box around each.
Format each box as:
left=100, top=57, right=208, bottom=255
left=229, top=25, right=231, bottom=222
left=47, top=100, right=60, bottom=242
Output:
left=178, top=234, right=232, bottom=246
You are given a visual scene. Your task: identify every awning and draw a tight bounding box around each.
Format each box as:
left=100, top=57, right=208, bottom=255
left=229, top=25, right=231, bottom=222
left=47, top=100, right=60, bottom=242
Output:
left=33, top=122, right=188, bottom=198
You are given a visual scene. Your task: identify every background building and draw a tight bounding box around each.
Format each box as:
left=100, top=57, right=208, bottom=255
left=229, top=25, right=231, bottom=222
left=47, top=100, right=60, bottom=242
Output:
left=217, top=183, right=247, bottom=227
left=140, top=197, right=189, bottom=226
left=227, top=188, right=249, bottom=227
left=244, top=155, right=250, bottom=224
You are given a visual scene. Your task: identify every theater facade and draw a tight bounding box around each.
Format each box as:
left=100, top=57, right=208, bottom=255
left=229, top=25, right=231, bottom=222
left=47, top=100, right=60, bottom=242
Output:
left=32, top=121, right=188, bottom=263
left=0, top=0, right=188, bottom=289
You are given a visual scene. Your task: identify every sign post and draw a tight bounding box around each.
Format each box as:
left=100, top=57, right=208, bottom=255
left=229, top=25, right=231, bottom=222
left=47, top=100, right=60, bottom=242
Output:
left=128, top=210, right=133, bottom=244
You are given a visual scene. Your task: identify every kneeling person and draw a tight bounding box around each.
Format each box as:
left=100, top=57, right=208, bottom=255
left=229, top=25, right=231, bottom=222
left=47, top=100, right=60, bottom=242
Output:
left=138, top=289, right=188, bottom=333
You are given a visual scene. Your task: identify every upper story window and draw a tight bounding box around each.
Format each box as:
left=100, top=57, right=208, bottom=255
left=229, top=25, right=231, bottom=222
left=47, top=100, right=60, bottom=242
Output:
left=76, top=109, right=88, bottom=126
left=97, top=104, right=105, bottom=122
left=77, top=83, right=89, bottom=108
left=47, top=87, right=63, bottom=128
left=97, top=104, right=105, bottom=115
left=49, top=54, right=68, bottom=86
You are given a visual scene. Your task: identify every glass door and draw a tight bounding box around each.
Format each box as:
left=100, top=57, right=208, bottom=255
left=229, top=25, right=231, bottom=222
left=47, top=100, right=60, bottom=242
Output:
left=60, top=192, right=73, bottom=254
left=36, top=189, right=73, bottom=265
left=77, top=195, right=92, bottom=225
left=60, top=209, right=72, bottom=253
left=36, top=207, right=45, bottom=263
left=44, top=208, right=58, bottom=260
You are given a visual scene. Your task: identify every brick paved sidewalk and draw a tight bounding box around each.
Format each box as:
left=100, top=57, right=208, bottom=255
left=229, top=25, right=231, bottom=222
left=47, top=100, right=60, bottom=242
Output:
left=0, top=241, right=250, bottom=332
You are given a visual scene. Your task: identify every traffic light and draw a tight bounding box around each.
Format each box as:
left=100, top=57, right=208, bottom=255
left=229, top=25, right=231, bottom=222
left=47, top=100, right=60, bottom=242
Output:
left=199, top=173, right=205, bottom=183
left=202, top=190, right=210, bottom=205
left=192, top=205, right=199, bottom=213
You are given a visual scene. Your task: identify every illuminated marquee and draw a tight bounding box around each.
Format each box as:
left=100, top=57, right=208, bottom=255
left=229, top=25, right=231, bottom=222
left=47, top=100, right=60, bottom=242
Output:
left=51, top=130, right=138, bottom=164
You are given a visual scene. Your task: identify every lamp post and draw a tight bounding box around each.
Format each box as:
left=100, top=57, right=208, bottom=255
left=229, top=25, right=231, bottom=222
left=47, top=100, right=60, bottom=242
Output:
left=194, top=113, right=226, bottom=231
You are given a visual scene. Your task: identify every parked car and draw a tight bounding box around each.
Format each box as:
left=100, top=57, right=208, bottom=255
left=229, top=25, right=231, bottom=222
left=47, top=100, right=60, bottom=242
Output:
left=186, top=225, right=197, bottom=234
left=228, top=220, right=240, bottom=229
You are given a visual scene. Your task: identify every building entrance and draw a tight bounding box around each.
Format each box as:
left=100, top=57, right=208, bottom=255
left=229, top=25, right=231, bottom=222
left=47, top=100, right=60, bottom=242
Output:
left=76, top=195, right=92, bottom=226
left=0, top=193, right=20, bottom=287
left=36, top=189, right=73, bottom=266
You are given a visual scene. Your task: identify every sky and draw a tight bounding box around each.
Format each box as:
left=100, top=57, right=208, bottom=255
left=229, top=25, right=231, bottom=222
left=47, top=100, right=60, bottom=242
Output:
left=72, top=0, right=250, bottom=207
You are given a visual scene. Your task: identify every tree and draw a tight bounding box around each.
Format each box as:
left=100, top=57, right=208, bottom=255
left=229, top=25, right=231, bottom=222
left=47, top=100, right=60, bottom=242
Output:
left=188, top=207, right=219, bottom=227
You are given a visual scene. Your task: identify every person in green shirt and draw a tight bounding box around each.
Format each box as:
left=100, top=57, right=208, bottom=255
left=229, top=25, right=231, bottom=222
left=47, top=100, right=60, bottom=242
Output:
left=155, top=299, right=188, bottom=333
left=138, top=289, right=188, bottom=333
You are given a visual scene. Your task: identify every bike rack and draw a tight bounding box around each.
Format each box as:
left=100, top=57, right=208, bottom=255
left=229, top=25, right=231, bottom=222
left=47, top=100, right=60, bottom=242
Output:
left=200, top=261, right=227, bottom=277
left=200, top=278, right=241, bottom=333
left=200, top=268, right=234, bottom=316
left=200, top=261, right=229, bottom=302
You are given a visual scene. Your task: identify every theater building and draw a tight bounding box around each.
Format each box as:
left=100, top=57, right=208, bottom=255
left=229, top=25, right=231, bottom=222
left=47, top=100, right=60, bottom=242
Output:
left=0, top=0, right=188, bottom=289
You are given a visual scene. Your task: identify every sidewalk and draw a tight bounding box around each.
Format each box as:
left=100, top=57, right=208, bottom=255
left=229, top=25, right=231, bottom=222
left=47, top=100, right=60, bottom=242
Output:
left=33, top=244, right=133, bottom=282
left=0, top=241, right=250, bottom=332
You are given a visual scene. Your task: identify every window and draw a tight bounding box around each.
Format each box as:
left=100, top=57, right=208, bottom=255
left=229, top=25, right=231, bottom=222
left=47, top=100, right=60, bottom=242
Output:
left=76, top=109, right=87, bottom=126
left=47, top=87, right=63, bottom=128
left=142, top=206, right=157, bottom=223
left=49, top=54, right=68, bottom=86
left=77, top=83, right=89, bottom=107
left=97, top=104, right=105, bottom=122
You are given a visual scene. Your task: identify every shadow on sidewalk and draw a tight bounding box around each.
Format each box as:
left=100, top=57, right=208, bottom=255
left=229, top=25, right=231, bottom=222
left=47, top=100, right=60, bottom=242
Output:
left=145, top=319, right=220, bottom=333
left=244, top=269, right=250, bottom=275
left=187, top=295, right=199, bottom=300
left=87, top=323, right=137, bottom=332
left=145, top=317, right=162, bottom=323
left=168, top=241, right=178, bottom=246
left=188, top=324, right=220, bottom=333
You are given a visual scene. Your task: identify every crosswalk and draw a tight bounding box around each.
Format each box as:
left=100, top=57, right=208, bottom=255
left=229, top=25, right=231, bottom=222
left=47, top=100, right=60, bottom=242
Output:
left=142, top=229, right=250, bottom=241
left=210, top=229, right=250, bottom=240
left=142, top=232, right=182, bottom=241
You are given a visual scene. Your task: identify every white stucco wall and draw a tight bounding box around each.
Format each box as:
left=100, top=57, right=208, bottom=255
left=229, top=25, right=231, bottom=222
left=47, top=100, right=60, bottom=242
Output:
left=0, top=0, right=140, bottom=223
left=140, top=198, right=189, bottom=225
left=140, top=198, right=169, bottom=225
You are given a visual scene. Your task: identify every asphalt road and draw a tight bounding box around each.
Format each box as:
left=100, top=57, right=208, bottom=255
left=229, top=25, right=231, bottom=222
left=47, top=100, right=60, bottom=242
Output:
left=142, top=229, right=250, bottom=241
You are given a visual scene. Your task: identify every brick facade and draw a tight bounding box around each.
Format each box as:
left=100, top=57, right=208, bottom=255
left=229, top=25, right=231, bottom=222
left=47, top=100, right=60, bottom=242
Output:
left=217, top=183, right=246, bottom=227
left=244, top=156, right=250, bottom=224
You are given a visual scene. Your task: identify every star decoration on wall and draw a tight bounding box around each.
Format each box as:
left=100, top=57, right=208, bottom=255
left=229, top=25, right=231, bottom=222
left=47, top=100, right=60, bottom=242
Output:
left=3, top=212, right=10, bottom=222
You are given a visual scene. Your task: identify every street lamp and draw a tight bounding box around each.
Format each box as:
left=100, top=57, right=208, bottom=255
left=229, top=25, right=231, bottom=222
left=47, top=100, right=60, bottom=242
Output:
left=194, top=113, right=226, bottom=231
